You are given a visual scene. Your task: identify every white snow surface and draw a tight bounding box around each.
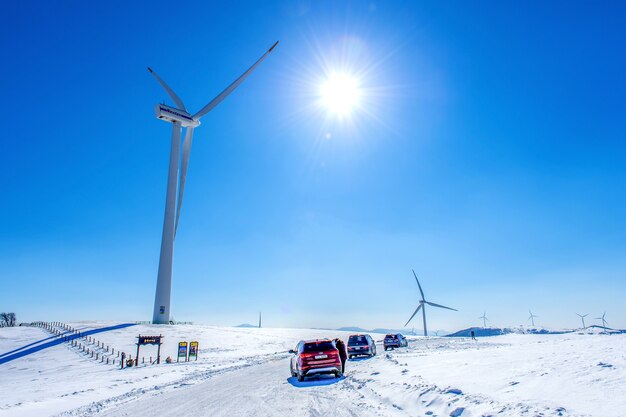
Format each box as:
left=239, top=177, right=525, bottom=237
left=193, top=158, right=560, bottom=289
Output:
left=1, top=322, right=624, bottom=417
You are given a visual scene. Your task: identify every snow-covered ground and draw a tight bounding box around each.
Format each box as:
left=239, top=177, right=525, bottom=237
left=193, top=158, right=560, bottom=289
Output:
left=1, top=322, right=624, bottom=417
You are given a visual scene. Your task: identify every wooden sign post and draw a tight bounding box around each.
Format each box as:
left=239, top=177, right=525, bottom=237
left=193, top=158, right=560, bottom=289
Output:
left=136, top=334, right=163, bottom=365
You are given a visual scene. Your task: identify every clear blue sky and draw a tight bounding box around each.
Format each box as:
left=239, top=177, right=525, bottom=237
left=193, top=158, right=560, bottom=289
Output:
left=1, top=1, right=625, bottom=331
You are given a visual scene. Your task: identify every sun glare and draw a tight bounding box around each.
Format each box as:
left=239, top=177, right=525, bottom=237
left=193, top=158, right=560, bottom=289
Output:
left=319, top=73, right=362, bottom=117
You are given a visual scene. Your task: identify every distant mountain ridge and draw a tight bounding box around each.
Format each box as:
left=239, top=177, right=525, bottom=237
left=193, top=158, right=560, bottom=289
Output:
left=335, top=326, right=449, bottom=336
left=446, top=325, right=626, bottom=338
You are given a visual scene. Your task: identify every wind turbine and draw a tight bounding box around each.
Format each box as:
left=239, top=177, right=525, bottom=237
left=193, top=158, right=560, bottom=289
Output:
left=528, top=310, right=538, bottom=327
left=404, top=269, right=458, bottom=336
left=479, top=312, right=489, bottom=328
left=259, top=312, right=262, bottom=329
left=595, top=312, right=608, bottom=328
left=576, top=313, right=588, bottom=329
left=149, top=41, right=279, bottom=324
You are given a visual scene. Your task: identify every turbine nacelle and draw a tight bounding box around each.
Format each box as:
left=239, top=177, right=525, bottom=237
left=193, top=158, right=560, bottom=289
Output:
left=155, top=104, right=201, bottom=128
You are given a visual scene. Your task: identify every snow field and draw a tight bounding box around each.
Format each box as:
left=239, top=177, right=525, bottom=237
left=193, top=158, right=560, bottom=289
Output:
left=1, top=323, right=625, bottom=417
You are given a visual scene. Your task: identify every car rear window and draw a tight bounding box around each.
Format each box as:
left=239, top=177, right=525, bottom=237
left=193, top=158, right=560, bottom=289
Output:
left=385, top=334, right=397, bottom=339
left=303, top=341, right=335, bottom=352
left=348, top=335, right=368, bottom=345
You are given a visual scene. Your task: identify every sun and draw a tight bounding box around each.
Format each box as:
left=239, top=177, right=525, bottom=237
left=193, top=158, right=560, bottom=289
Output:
left=319, top=72, right=362, bottom=117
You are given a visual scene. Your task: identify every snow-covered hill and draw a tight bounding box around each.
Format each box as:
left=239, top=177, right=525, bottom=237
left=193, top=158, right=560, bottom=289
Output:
left=1, top=322, right=625, bottom=416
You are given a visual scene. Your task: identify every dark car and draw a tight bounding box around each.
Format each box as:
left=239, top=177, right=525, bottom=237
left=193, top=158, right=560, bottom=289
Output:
left=347, top=334, right=376, bottom=359
left=289, top=339, right=342, bottom=382
left=383, top=333, right=408, bottom=350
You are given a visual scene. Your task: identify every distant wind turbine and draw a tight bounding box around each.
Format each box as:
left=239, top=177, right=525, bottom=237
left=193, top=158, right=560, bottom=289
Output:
left=595, top=312, right=608, bottom=328
left=404, top=270, right=458, bottom=336
left=258, top=312, right=262, bottom=329
left=576, top=313, right=588, bottom=329
left=479, top=312, right=489, bottom=328
left=528, top=310, right=538, bottom=327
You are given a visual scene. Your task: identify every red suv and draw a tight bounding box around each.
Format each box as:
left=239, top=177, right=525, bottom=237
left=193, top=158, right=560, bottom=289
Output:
left=289, top=339, right=342, bottom=381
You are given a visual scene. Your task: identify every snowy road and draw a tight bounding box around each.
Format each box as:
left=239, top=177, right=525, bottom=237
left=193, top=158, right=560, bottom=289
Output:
left=85, top=358, right=378, bottom=417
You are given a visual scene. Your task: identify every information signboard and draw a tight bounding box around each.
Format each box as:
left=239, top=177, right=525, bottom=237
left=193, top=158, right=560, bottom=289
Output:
left=189, top=341, right=199, bottom=360
left=138, top=335, right=162, bottom=345
left=177, top=341, right=188, bottom=362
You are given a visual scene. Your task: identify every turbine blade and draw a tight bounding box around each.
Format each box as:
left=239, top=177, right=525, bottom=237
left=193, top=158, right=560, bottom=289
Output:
left=412, top=269, right=425, bottom=300
left=404, top=304, right=423, bottom=327
left=174, top=127, right=194, bottom=235
left=425, top=301, right=458, bottom=311
left=193, top=41, right=279, bottom=120
left=147, top=67, right=186, bottom=111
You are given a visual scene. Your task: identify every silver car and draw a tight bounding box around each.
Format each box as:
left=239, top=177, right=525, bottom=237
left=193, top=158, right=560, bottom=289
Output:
left=347, top=334, right=377, bottom=358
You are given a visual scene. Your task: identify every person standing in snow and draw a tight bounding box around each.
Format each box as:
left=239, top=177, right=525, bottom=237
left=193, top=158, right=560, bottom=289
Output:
left=470, top=330, right=476, bottom=340
left=334, top=338, right=347, bottom=375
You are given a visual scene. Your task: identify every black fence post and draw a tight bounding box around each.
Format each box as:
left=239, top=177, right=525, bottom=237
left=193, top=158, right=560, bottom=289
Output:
left=157, top=334, right=162, bottom=364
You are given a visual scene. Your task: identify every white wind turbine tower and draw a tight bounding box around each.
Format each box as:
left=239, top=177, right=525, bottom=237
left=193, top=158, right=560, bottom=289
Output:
left=595, top=312, right=608, bottom=329
left=576, top=313, right=588, bottom=329
left=404, top=269, right=457, bottom=336
left=258, top=312, right=262, bottom=329
left=479, top=312, right=489, bottom=328
left=528, top=310, right=538, bottom=327
left=149, top=41, right=279, bottom=324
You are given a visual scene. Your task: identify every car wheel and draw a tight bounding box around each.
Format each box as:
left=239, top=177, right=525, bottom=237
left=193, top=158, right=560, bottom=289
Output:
left=335, top=371, right=342, bottom=378
left=297, top=372, right=304, bottom=382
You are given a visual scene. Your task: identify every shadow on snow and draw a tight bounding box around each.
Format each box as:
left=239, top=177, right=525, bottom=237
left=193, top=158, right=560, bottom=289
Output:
left=287, top=374, right=346, bottom=388
left=0, top=323, right=136, bottom=365
left=349, top=355, right=375, bottom=362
